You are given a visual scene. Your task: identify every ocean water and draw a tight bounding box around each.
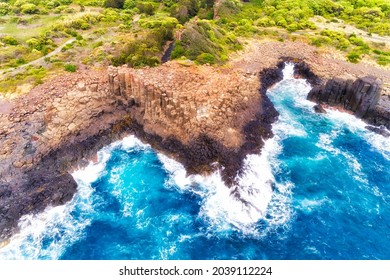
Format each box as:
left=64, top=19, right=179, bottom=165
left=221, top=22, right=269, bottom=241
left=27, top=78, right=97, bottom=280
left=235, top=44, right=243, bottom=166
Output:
left=1, top=64, right=389, bottom=260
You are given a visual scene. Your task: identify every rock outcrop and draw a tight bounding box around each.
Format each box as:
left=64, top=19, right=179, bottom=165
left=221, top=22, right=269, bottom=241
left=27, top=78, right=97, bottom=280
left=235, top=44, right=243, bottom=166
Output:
left=308, top=76, right=389, bottom=129
left=107, top=61, right=281, bottom=183
left=0, top=71, right=135, bottom=241
left=2, top=39, right=389, bottom=244
left=0, top=61, right=285, bottom=242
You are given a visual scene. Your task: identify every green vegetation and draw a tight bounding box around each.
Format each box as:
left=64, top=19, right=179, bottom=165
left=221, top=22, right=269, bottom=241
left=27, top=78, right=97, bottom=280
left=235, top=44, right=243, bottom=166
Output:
left=1, top=0, right=389, bottom=96
left=64, top=63, right=77, bottom=72
left=111, top=26, right=173, bottom=67
left=171, top=20, right=241, bottom=64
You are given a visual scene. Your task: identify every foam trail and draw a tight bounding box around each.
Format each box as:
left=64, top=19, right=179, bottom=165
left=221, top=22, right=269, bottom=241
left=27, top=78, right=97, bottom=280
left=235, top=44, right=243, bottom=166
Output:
left=283, top=62, right=390, bottom=161
left=0, top=164, right=99, bottom=260
left=325, top=108, right=390, bottom=160
left=159, top=131, right=289, bottom=236
left=159, top=157, right=271, bottom=235
left=157, top=63, right=310, bottom=236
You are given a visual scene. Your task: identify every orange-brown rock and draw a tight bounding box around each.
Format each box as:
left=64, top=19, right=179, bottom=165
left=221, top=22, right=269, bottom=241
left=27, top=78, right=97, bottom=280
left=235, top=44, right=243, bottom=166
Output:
left=1, top=39, right=389, bottom=242
left=109, top=62, right=262, bottom=148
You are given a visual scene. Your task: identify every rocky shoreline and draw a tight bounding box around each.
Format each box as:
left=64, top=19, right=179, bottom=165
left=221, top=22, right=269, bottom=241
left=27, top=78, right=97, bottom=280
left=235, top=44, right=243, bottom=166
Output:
left=308, top=76, right=390, bottom=132
left=0, top=61, right=285, bottom=241
left=1, top=40, right=389, bottom=242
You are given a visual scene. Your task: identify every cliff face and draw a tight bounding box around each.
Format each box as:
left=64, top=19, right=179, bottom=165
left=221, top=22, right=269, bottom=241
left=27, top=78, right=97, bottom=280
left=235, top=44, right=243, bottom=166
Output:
left=107, top=61, right=280, bottom=182
left=0, top=61, right=283, bottom=242
left=108, top=62, right=262, bottom=148
left=308, top=76, right=389, bottom=129
left=0, top=71, right=133, bottom=241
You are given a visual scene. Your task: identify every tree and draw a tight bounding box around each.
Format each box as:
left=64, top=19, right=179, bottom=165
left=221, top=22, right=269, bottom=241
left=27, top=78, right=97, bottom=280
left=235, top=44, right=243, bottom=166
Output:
left=104, top=0, right=125, bottom=9
left=21, top=3, right=39, bottom=14
left=137, top=2, right=155, bottom=15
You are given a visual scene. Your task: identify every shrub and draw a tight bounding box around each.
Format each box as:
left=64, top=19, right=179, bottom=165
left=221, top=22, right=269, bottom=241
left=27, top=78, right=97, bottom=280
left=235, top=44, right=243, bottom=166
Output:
left=347, top=52, right=360, bottom=63
left=53, top=5, right=67, bottom=14
left=217, top=0, right=242, bottom=18
left=376, top=54, right=390, bottom=66
left=176, top=20, right=238, bottom=63
left=1, top=35, right=19, bottom=46
left=46, top=1, right=61, bottom=9
left=70, top=18, right=90, bottom=30
left=26, top=38, right=41, bottom=50
left=73, top=0, right=103, bottom=6
left=104, top=0, right=125, bottom=9
left=123, top=0, right=136, bottom=9
left=64, top=63, right=77, bottom=72
left=61, top=43, right=74, bottom=52
left=137, top=2, right=155, bottom=15
left=16, top=58, right=26, bottom=65
left=196, top=52, right=216, bottom=64
left=171, top=41, right=185, bottom=59
left=0, top=3, right=10, bottom=16
left=138, top=16, right=179, bottom=29
left=21, top=3, right=39, bottom=14
left=64, top=7, right=75, bottom=13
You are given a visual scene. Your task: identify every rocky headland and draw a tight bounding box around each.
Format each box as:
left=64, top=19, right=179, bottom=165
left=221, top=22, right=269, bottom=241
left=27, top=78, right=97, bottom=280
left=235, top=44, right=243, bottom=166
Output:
left=1, top=40, right=389, bottom=242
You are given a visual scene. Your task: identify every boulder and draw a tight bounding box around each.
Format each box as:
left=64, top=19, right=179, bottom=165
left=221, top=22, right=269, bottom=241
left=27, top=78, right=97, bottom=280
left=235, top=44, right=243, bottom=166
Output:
left=314, top=104, right=327, bottom=114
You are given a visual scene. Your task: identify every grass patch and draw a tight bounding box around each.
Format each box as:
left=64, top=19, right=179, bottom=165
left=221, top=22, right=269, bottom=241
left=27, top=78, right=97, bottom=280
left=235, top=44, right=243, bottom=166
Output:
left=64, top=63, right=77, bottom=72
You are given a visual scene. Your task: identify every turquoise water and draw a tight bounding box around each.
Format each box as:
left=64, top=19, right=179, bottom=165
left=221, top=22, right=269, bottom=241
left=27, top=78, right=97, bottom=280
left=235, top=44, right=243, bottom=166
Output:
left=1, top=64, right=389, bottom=260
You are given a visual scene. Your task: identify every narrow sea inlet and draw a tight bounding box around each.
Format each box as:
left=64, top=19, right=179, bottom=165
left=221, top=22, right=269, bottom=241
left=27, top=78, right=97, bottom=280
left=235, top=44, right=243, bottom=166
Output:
left=1, top=64, right=389, bottom=260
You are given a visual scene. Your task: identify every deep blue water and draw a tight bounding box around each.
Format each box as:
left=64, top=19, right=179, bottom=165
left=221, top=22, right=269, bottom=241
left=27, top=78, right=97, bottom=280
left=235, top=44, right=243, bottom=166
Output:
left=1, top=64, right=389, bottom=260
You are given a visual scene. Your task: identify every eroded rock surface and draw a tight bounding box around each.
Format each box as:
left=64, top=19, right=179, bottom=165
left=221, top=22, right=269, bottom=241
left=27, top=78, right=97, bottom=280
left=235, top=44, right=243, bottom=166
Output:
left=0, top=71, right=132, bottom=240
left=308, top=76, right=389, bottom=129
left=0, top=61, right=283, bottom=241
left=1, top=40, right=389, bottom=242
left=107, top=61, right=280, bottom=182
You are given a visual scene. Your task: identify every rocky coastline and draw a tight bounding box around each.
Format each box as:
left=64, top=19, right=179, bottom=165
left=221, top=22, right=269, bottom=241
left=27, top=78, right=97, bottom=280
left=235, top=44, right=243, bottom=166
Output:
left=0, top=60, right=286, bottom=242
left=1, top=40, right=389, bottom=242
left=308, top=76, right=390, bottom=134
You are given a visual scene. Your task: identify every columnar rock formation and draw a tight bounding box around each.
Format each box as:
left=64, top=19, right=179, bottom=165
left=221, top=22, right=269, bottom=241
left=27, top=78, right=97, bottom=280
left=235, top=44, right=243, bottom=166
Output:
left=308, top=76, right=389, bottom=129
left=108, top=62, right=265, bottom=148
left=0, top=61, right=283, bottom=242
left=107, top=62, right=280, bottom=182
left=1, top=39, right=389, bottom=244
left=0, top=71, right=131, bottom=241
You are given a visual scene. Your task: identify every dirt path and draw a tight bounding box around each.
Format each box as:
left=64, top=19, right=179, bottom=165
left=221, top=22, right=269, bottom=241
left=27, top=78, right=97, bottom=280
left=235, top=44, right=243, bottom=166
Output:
left=0, top=38, right=76, bottom=76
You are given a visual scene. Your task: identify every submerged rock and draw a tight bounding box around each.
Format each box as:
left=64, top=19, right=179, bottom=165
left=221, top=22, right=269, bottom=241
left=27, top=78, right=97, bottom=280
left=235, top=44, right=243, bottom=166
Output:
left=313, top=104, right=327, bottom=114
left=365, top=125, right=390, bottom=137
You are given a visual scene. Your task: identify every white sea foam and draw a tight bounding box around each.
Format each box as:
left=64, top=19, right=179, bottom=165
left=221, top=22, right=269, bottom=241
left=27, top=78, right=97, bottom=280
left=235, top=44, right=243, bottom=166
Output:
left=158, top=153, right=193, bottom=192
left=155, top=63, right=310, bottom=236
left=263, top=181, right=294, bottom=228
left=0, top=136, right=131, bottom=260
left=0, top=162, right=100, bottom=260
left=157, top=133, right=294, bottom=237
left=363, top=130, right=390, bottom=161
left=120, top=135, right=150, bottom=151
left=316, top=105, right=390, bottom=179
left=317, top=130, right=369, bottom=184
left=158, top=155, right=274, bottom=235
left=159, top=63, right=388, bottom=238
left=325, top=107, right=390, bottom=161
left=273, top=116, right=307, bottom=138
left=1, top=64, right=316, bottom=258
left=282, top=62, right=295, bottom=80
left=297, top=197, right=329, bottom=214
left=159, top=242, right=177, bottom=260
